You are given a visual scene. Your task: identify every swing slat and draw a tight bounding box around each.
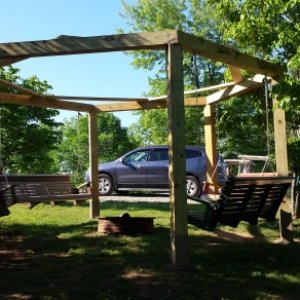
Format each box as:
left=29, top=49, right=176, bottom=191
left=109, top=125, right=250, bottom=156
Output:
left=187, top=176, right=293, bottom=231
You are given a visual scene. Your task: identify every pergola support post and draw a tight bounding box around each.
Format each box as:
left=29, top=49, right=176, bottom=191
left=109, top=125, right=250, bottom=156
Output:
left=88, top=111, right=100, bottom=219
left=204, top=104, right=218, bottom=191
left=167, top=43, right=189, bottom=268
left=273, top=100, right=293, bottom=243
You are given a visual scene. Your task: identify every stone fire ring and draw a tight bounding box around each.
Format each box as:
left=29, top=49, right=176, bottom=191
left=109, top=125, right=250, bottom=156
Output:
left=98, top=214, right=154, bottom=235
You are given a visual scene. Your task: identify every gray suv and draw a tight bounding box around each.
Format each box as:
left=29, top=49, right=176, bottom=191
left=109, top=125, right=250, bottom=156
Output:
left=85, top=145, right=226, bottom=197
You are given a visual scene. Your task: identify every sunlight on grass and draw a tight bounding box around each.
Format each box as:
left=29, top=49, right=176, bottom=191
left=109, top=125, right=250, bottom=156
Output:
left=1, top=201, right=300, bottom=299
left=266, top=271, right=300, bottom=284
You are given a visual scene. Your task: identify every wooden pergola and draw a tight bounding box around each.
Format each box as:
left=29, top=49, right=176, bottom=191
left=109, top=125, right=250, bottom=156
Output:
left=0, top=30, right=291, bottom=268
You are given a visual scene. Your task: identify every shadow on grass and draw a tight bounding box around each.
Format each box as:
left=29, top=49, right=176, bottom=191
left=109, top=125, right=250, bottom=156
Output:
left=1, top=203, right=300, bottom=300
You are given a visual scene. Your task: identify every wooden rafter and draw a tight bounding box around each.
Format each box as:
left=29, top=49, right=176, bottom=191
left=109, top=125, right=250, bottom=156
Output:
left=0, top=30, right=282, bottom=80
left=95, top=97, right=206, bottom=112
left=54, top=95, right=148, bottom=102
left=178, top=31, right=283, bottom=79
left=228, top=65, right=243, bottom=82
left=206, top=74, right=265, bottom=105
left=0, top=92, right=95, bottom=112
left=0, top=30, right=178, bottom=64
left=0, top=78, right=48, bottom=97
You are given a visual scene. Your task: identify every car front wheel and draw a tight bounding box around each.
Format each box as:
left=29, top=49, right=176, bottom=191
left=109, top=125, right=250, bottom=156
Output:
left=98, top=174, right=114, bottom=195
left=186, top=175, right=200, bottom=197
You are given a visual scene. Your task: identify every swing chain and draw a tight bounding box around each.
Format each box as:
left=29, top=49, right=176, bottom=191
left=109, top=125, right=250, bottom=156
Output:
left=263, top=76, right=271, bottom=157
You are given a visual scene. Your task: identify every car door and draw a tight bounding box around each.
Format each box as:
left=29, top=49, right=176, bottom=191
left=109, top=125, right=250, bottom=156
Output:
left=116, top=149, right=149, bottom=186
left=146, top=148, right=169, bottom=187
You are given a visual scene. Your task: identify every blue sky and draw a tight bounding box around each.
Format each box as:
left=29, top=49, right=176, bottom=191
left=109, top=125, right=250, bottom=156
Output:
left=0, top=0, right=150, bottom=126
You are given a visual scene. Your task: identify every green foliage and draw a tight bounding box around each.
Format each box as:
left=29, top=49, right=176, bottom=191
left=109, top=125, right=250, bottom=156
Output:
left=287, top=138, right=300, bottom=173
left=218, top=89, right=272, bottom=157
left=122, top=0, right=300, bottom=167
left=0, top=66, right=61, bottom=174
left=121, top=0, right=224, bottom=146
left=211, top=0, right=300, bottom=123
left=56, top=113, right=137, bottom=184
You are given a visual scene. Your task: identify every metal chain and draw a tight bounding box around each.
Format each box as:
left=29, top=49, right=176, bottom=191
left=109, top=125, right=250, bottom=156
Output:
left=264, top=76, right=271, bottom=157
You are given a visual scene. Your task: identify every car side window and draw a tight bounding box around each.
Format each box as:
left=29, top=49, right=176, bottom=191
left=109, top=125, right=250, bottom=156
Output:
left=149, top=149, right=168, bottom=161
left=186, top=149, right=202, bottom=159
left=124, top=150, right=149, bottom=163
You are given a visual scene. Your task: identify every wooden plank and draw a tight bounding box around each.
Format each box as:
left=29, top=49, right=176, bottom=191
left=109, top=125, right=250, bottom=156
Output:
left=0, top=30, right=178, bottom=62
left=204, top=104, right=218, bottom=191
left=95, top=97, right=206, bottom=112
left=273, top=99, right=293, bottom=243
left=0, top=78, right=48, bottom=97
left=88, top=111, right=100, bottom=219
left=228, top=65, right=243, bottom=82
left=149, top=82, right=236, bottom=101
left=206, top=74, right=265, bottom=105
left=0, top=92, right=95, bottom=113
left=0, top=58, right=25, bottom=67
left=178, top=31, right=283, bottom=79
left=54, top=95, right=148, bottom=102
left=167, top=43, right=189, bottom=268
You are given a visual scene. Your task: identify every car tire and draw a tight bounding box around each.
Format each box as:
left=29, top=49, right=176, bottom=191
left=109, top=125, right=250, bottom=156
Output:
left=186, top=175, right=200, bottom=197
left=98, top=174, right=114, bottom=195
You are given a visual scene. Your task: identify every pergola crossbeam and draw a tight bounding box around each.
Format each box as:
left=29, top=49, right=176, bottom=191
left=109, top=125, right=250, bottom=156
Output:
left=0, top=30, right=178, bottom=63
left=178, top=31, right=283, bottom=79
left=0, top=92, right=95, bottom=112
left=206, top=74, right=265, bottom=105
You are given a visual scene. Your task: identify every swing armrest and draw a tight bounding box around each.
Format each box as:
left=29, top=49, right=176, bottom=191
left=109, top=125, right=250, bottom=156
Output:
left=76, top=182, right=91, bottom=194
left=187, top=194, right=220, bottom=210
left=1, top=184, right=17, bottom=193
left=0, top=184, right=17, bottom=206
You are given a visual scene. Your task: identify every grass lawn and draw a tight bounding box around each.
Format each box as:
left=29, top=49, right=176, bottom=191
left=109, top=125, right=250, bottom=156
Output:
left=1, top=200, right=300, bottom=300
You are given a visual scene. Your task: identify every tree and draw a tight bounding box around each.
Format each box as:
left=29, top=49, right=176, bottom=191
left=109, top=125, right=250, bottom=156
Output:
left=0, top=66, right=61, bottom=174
left=121, top=0, right=299, bottom=160
left=211, top=0, right=300, bottom=137
left=56, top=113, right=137, bottom=184
left=120, top=0, right=224, bottom=146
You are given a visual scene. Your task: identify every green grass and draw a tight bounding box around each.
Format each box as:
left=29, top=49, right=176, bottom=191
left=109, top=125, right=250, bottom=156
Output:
left=1, top=201, right=300, bottom=300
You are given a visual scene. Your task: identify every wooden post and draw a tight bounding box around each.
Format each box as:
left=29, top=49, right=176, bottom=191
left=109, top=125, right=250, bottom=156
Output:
left=273, top=100, right=293, bottom=243
left=204, top=104, right=218, bottom=191
left=167, top=43, right=189, bottom=268
left=88, top=111, right=100, bottom=219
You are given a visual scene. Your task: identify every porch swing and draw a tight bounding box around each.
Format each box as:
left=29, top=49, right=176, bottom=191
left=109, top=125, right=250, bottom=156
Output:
left=187, top=77, right=294, bottom=231
left=0, top=110, right=92, bottom=215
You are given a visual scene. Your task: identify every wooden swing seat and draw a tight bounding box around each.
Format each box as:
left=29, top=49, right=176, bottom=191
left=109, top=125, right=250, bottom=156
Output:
left=0, top=174, right=91, bottom=208
left=187, top=175, right=293, bottom=231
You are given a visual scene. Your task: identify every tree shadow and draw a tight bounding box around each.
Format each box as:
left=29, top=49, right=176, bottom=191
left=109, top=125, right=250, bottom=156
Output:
left=1, top=207, right=300, bottom=299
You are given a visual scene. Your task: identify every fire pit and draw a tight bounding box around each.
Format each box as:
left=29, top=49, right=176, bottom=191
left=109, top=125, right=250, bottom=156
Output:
left=98, top=213, right=154, bottom=235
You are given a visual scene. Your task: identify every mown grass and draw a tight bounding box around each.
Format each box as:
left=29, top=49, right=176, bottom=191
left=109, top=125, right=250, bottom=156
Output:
left=1, top=201, right=300, bottom=300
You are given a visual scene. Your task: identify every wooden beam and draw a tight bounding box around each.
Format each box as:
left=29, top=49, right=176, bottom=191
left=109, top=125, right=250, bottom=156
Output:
left=167, top=43, right=189, bottom=268
left=54, top=95, right=148, bottom=102
left=95, top=97, right=206, bottom=112
left=206, top=74, right=265, bottom=105
left=228, top=65, right=243, bottom=82
left=0, top=58, right=25, bottom=67
left=273, top=100, right=293, bottom=244
left=88, top=111, right=100, bottom=219
left=178, top=31, right=283, bottom=79
left=0, top=78, right=47, bottom=97
left=149, top=82, right=236, bottom=101
left=0, top=92, right=95, bottom=113
left=0, top=30, right=178, bottom=63
left=204, top=104, right=218, bottom=191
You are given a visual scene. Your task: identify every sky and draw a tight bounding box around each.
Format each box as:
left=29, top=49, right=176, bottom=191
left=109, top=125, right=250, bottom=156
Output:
left=0, top=0, right=150, bottom=127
